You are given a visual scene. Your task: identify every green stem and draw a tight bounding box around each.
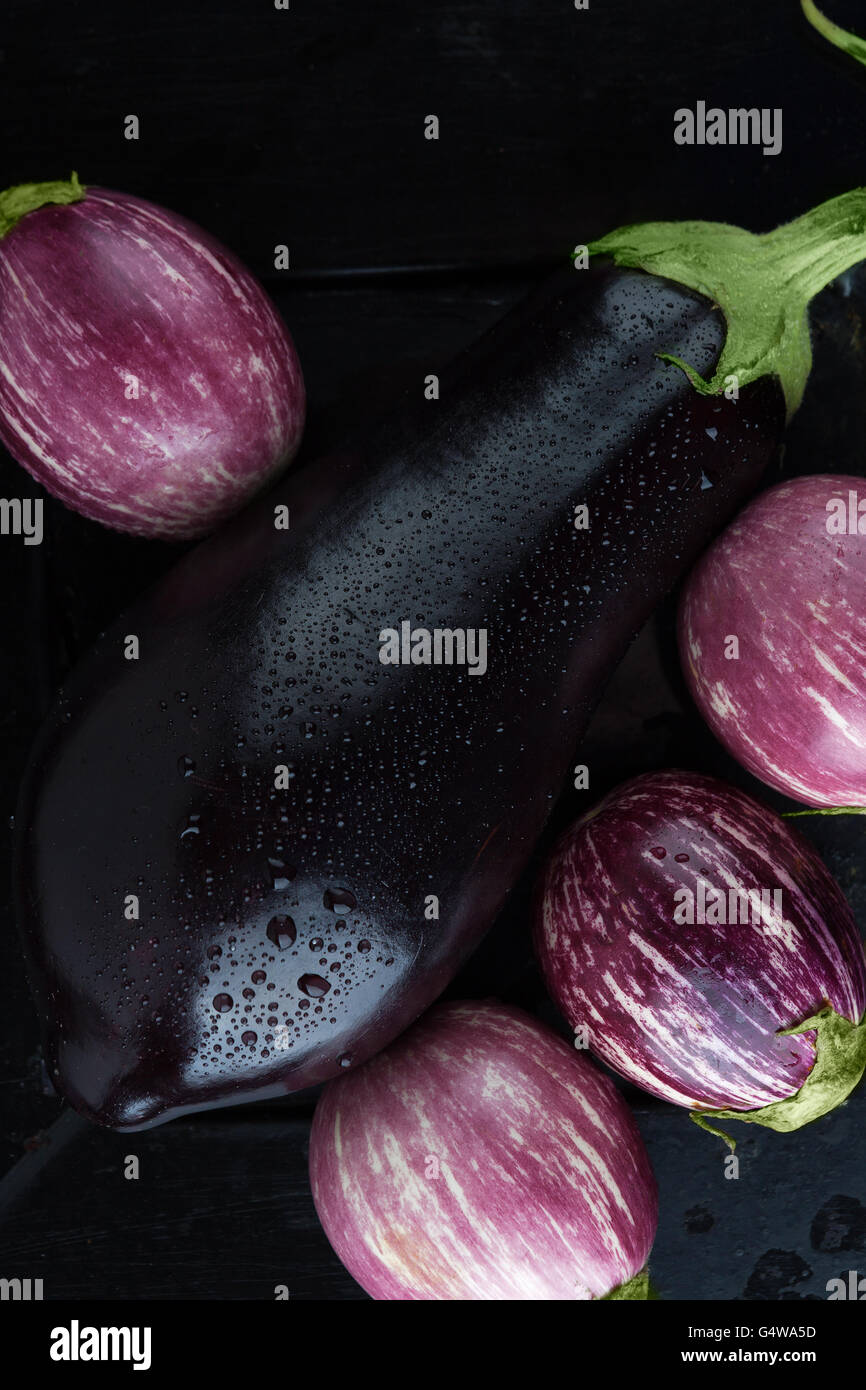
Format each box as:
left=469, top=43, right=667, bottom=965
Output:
left=602, top=1266, right=655, bottom=1300
left=802, top=0, right=866, bottom=67
left=783, top=806, right=866, bottom=817
left=589, top=187, right=866, bottom=419
left=0, top=173, right=86, bottom=240
left=689, top=1006, right=866, bottom=1151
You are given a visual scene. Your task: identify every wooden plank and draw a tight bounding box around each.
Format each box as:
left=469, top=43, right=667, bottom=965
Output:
left=4, top=0, right=866, bottom=277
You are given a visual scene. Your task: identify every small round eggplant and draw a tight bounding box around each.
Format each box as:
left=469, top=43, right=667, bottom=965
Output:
left=534, top=771, right=866, bottom=1140
left=679, top=475, right=866, bottom=807
left=0, top=176, right=305, bottom=538
left=309, top=1000, right=658, bottom=1300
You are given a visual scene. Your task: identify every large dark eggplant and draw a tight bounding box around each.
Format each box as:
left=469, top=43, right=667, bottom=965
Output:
left=15, top=193, right=866, bottom=1129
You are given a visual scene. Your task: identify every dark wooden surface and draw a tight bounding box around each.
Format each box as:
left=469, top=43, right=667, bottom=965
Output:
left=2, top=0, right=866, bottom=1301
left=4, top=0, right=866, bottom=278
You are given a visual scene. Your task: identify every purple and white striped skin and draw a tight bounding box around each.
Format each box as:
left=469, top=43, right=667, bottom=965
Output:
left=309, top=1000, right=657, bottom=1301
left=679, top=476, right=866, bottom=807
left=0, top=186, right=305, bottom=538
left=534, top=771, right=866, bottom=1113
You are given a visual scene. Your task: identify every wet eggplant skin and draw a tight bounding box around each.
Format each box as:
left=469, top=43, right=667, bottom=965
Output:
left=14, top=263, right=784, bottom=1129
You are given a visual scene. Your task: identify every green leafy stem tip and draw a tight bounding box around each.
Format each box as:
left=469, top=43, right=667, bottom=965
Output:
left=0, top=173, right=86, bottom=241
left=690, top=1006, right=866, bottom=1152
left=602, top=1266, right=656, bottom=1300
left=588, top=187, right=866, bottom=420
left=802, top=0, right=866, bottom=68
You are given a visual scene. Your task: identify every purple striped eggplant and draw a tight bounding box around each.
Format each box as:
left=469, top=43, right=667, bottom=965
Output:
left=0, top=175, right=305, bottom=538
left=534, top=771, right=866, bottom=1143
left=679, top=475, right=866, bottom=807
left=309, top=1000, right=657, bottom=1300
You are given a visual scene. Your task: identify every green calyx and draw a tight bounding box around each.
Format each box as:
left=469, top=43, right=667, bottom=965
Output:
left=588, top=188, right=866, bottom=420
left=783, top=806, right=866, bottom=817
left=802, top=0, right=866, bottom=67
left=602, top=1266, right=655, bottom=1300
left=0, top=173, right=86, bottom=240
left=690, top=1006, right=866, bottom=1152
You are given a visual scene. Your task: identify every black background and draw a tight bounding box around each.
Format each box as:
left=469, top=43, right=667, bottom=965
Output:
left=2, top=0, right=866, bottom=1302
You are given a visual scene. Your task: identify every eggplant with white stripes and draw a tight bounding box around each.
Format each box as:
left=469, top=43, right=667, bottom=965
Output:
left=534, top=771, right=866, bottom=1145
left=14, top=193, right=866, bottom=1129
left=0, top=176, right=305, bottom=538
left=310, top=1001, right=658, bottom=1300
left=679, top=475, right=866, bottom=807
